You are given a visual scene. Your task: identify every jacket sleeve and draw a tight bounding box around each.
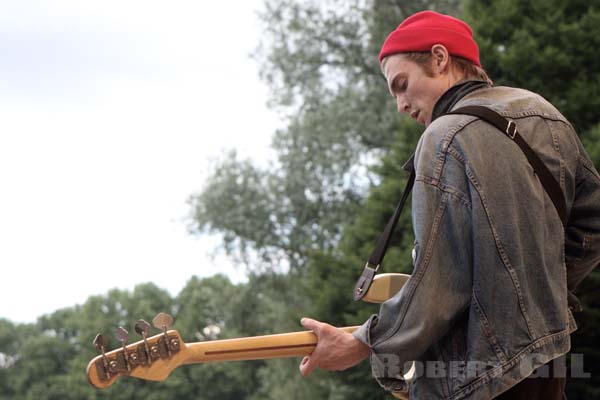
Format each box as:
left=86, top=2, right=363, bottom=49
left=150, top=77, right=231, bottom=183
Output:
left=565, top=140, right=600, bottom=309
left=353, top=156, right=473, bottom=392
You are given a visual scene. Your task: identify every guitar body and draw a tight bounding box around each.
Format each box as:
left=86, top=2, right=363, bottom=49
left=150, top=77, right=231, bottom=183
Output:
left=360, top=273, right=410, bottom=303
left=87, top=273, right=412, bottom=397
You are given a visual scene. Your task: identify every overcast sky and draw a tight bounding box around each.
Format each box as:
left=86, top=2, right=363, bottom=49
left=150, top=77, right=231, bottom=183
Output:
left=0, top=0, right=280, bottom=323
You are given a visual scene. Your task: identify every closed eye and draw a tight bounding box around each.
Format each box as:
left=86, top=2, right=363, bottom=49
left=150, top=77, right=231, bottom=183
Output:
left=390, top=76, right=407, bottom=97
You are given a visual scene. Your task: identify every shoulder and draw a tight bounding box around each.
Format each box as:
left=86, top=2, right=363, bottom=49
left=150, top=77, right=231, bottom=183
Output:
left=416, top=111, right=477, bottom=165
left=421, top=85, right=574, bottom=159
left=454, top=86, right=569, bottom=123
left=413, top=113, right=477, bottom=184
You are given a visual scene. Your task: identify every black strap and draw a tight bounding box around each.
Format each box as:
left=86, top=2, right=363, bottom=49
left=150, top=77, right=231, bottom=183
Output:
left=448, top=106, right=568, bottom=228
left=353, top=160, right=415, bottom=301
left=353, top=105, right=568, bottom=301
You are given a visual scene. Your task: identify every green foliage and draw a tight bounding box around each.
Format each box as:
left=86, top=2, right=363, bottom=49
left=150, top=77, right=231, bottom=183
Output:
left=582, top=123, right=600, bottom=171
left=0, top=276, right=275, bottom=400
left=464, top=0, right=600, bottom=133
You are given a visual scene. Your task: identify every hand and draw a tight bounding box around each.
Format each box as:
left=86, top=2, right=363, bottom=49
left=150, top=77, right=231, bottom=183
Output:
left=299, top=317, right=371, bottom=376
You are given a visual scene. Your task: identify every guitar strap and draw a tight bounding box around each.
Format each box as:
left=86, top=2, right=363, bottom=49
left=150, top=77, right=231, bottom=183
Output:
left=353, top=105, right=568, bottom=301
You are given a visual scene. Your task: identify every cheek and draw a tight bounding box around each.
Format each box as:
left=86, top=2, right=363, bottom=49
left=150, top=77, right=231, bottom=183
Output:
left=422, top=81, right=445, bottom=110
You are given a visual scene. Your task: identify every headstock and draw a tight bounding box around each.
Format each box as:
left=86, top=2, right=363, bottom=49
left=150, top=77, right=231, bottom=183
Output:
left=86, top=313, right=188, bottom=389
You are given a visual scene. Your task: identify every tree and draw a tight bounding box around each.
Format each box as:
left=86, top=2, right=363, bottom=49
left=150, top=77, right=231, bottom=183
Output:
left=464, top=0, right=600, bottom=134
left=189, top=0, right=462, bottom=274
left=0, top=276, right=300, bottom=400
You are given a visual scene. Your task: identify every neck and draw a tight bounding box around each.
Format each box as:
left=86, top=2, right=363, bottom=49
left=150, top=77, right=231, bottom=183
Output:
left=430, top=79, right=490, bottom=123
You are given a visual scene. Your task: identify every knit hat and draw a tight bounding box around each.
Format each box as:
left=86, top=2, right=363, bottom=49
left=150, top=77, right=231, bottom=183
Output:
left=379, top=11, right=481, bottom=67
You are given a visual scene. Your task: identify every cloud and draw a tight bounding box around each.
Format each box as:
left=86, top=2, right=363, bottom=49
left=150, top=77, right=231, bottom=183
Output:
left=0, top=0, right=279, bottom=323
left=0, top=0, right=265, bottom=100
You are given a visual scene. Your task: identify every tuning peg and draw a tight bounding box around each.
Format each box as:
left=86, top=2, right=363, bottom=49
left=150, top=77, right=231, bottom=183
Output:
left=152, top=313, right=174, bottom=331
left=135, top=319, right=151, bottom=337
left=134, top=319, right=152, bottom=365
left=115, top=326, right=129, bottom=343
left=93, top=334, right=111, bottom=379
left=93, top=333, right=109, bottom=352
left=152, top=313, right=174, bottom=357
left=114, top=327, right=131, bottom=371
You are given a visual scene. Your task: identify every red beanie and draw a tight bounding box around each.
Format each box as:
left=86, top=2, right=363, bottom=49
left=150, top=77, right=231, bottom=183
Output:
left=379, top=11, right=481, bottom=67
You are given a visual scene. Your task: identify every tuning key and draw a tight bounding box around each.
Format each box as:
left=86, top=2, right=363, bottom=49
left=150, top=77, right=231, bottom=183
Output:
left=134, top=319, right=152, bottom=365
left=135, top=319, right=151, bottom=337
left=152, top=312, right=174, bottom=331
left=93, top=334, right=111, bottom=379
left=114, top=327, right=131, bottom=371
left=115, top=326, right=129, bottom=343
left=153, top=312, right=174, bottom=357
left=93, top=333, right=109, bottom=351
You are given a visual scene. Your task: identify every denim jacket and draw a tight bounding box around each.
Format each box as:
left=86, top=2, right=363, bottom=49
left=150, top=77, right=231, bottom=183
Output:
left=354, top=83, right=600, bottom=399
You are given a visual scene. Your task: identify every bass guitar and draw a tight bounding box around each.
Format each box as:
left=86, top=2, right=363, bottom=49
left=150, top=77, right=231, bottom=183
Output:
left=86, top=273, right=410, bottom=398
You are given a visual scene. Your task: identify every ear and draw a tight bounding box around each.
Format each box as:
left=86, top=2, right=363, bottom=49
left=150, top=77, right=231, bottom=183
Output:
left=430, top=44, right=450, bottom=74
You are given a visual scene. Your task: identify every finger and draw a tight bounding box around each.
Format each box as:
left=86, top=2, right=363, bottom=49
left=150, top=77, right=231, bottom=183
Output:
left=299, top=355, right=317, bottom=376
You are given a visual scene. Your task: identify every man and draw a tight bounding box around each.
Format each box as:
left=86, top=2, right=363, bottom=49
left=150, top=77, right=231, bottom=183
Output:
left=299, top=10, right=600, bottom=399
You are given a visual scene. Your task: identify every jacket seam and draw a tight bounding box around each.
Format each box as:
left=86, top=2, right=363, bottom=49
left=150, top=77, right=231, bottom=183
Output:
left=472, top=291, right=509, bottom=363
left=445, top=329, right=570, bottom=400
left=463, top=164, right=537, bottom=339
left=434, top=341, right=453, bottom=398
left=580, top=157, right=600, bottom=182
left=447, top=146, right=466, bottom=164
left=417, top=175, right=471, bottom=208
left=371, top=190, right=450, bottom=346
left=546, top=119, right=566, bottom=190
left=501, top=112, right=567, bottom=123
left=432, top=117, right=481, bottom=183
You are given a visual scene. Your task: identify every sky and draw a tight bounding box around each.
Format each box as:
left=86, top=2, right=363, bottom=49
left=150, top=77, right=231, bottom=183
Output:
left=0, top=0, right=280, bottom=323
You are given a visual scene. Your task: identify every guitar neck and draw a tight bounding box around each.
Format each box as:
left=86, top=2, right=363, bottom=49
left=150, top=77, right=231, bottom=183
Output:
left=86, top=274, right=412, bottom=389
left=184, top=326, right=359, bottom=364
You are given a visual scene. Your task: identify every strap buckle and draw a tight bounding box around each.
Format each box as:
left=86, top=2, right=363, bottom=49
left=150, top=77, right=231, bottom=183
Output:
left=506, top=120, right=517, bottom=139
left=365, top=261, right=380, bottom=273
left=353, top=262, right=380, bottom=301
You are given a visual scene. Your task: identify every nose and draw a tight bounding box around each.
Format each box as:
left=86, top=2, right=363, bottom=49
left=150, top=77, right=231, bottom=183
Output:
left=396, top=96, right=410, bottom=114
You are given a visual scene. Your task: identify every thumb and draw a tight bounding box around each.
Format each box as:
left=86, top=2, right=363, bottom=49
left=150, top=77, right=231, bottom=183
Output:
left=301, top=317, right=322, bottom=333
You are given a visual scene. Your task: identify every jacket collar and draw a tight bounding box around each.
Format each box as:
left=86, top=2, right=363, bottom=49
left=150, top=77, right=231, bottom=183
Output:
left=431, top=80, right=490, bottom=123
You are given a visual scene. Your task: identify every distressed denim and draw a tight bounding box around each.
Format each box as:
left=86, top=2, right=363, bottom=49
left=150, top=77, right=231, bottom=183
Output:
left=354, top=85, right=600, bottom=399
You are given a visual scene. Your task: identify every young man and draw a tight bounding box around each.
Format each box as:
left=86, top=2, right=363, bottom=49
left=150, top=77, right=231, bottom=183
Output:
left=299, top=10, right=600, bottom=399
